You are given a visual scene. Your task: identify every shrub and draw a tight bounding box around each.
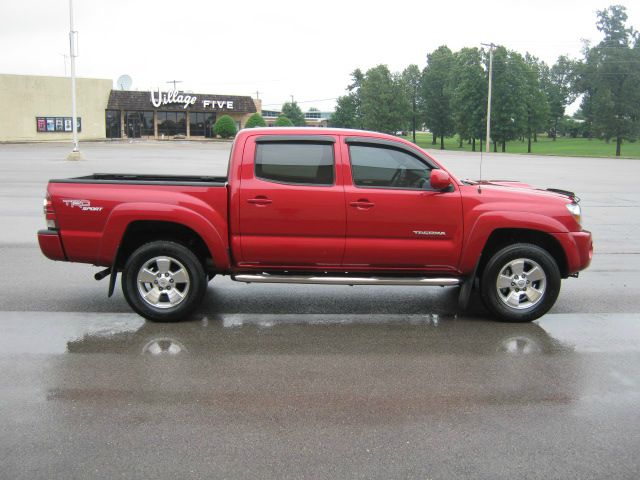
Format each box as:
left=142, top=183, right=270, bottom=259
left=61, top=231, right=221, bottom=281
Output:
left=557, top=117, right=583, bottom=138
left=212, top=115, right=237, bottom=138
left=274, top=115, right=294, bottom=127
left=244, top=113, right=267, bottom=128
left=281, top=102, right=307, bottom=126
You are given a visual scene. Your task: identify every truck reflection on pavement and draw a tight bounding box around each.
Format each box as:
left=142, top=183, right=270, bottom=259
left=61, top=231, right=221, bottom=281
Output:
left=65, top=314, right=570, bottom=357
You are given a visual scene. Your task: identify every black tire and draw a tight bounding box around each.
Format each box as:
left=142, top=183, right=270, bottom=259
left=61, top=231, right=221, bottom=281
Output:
left=480, top=243, right=561, bottom=322
left=122, top=241, right=207, bottom=322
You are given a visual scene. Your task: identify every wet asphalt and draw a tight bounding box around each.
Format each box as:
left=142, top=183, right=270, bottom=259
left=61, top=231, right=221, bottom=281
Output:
left=1, top=141, right=639, bottom=479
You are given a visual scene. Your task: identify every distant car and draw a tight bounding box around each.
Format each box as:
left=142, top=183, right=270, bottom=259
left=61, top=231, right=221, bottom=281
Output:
left=395, top=131, right=408, bottom=136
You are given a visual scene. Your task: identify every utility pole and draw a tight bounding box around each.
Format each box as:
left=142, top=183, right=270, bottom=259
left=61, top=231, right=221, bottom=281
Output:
left=166, top=80, right=183, bottom=90
left=481, top=43, right=496, bottom=154
left=67, top=0, right=81, bottom=160
left=290, top=95, right=294, bottom=104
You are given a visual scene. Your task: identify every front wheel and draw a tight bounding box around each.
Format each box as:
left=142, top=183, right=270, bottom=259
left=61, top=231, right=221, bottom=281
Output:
left=122, top=241, right=207, bottom=322
left=480, top=243, right=561, bottom=322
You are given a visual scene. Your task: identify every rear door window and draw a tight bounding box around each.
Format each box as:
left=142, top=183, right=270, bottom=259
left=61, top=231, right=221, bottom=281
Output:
left=255, top=143, right=334, bottom=186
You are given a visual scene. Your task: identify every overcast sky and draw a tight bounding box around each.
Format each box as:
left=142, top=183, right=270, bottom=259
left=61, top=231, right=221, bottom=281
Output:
left=1, top=0, right=638, bottom=112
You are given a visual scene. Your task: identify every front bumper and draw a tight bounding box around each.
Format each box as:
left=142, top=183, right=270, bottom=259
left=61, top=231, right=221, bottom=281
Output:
left=37, top=229, right=67, bottom=261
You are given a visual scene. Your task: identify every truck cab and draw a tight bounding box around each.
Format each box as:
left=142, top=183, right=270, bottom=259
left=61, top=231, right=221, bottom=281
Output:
left=232, top=132, right=462, bottom=271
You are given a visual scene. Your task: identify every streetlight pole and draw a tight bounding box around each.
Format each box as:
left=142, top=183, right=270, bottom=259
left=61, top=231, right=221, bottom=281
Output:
left=482, top=43, right=495, bottom=154
left=67, top=0, right=81, bottom=160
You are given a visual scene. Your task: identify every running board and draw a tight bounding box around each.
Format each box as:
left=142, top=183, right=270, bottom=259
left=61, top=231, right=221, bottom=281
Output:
left=231, top=274, right=461, bottom=287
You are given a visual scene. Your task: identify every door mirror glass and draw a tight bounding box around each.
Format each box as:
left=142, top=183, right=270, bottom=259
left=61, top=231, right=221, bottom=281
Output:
left=429, top=169, right=451, bottom=190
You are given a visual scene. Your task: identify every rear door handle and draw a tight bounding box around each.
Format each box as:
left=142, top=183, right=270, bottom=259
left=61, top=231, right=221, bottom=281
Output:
left=349, top=200, right=375, bottom=210
left=247, top=196, right=272, bottom=206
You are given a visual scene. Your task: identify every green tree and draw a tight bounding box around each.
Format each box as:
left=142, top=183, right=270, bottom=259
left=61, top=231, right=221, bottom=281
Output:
left=450, top=47, right=486, bottom=151
left=348, top=69, right=364, bottom=128
left=557, top=115, right=585, bottom=138
left=360, top=64, right=409, bottom=134
left=213, top=115, right=237, bottom=138
left=402, top=64, right=421, bottom=143
left=331, top=69, right=365, bottom=129
left=542, top=55, right=579, bottom=140
left=421, top=46, right=455, bottom=149
left=244, top=113, right=266, bottom=128
left=274, top=115, right=294, bottom=127
left=572, top=108, right=592, bottom=138
left=523, top=54, right=550, bottom=152
left=331, top=94, right=359, bottom=128
left=489, top=46, right=527, bottom=152
left=578, top=5, right=640, bottom=156
left=281, top=101, right=306, bottom=126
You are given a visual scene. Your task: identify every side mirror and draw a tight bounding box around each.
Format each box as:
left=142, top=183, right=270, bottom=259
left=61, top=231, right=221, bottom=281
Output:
left=429, top=169, right=451, bottom=191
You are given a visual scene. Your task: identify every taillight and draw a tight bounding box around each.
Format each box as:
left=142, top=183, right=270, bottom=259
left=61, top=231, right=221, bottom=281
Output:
left=43, top=192, right=57, bottom=229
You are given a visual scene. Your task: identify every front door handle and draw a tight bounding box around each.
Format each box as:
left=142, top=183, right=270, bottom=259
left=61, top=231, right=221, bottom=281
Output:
left=349, top=199, right=375, bottom=210
left=247, top=196, right=272, bottom=206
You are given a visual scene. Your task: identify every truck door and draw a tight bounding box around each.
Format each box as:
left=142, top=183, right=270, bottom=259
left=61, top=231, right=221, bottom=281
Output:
left=341, top=138, right=463, bottom=271
left=237, top=135, right=346, bottom=267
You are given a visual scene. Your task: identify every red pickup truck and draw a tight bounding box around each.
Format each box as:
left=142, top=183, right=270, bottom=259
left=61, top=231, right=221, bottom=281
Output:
left=38, top=128, right=592, bottom=322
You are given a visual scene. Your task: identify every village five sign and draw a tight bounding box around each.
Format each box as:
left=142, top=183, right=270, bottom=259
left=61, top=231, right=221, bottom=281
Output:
left=150, top=89, right=234, bottom=110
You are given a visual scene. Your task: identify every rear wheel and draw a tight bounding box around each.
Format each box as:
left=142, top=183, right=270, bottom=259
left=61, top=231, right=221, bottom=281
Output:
left=480, top=243, right=561, bottom=322
left=122, top=241, right=207, bottom=322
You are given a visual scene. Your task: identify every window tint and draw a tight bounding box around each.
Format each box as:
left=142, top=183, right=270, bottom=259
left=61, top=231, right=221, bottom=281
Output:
left=255, top=143, right=334, bottom=185
left=350, top=145, right=432, bottom=189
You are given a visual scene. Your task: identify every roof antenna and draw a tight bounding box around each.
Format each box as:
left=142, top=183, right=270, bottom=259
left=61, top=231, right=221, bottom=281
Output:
left=478, top=145, right=483, bottom=194
left=479, top=42, right=495, bottom=195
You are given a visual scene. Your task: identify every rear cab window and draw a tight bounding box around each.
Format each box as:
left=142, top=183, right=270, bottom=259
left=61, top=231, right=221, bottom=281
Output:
left=255, top=141, right=334, bottom=186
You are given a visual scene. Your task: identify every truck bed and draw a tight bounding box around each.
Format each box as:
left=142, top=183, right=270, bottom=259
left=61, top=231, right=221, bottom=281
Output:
left=51, top=173, right=227, bottom=186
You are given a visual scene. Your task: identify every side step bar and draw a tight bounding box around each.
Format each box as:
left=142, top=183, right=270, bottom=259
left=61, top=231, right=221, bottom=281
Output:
left=231, top=274, right=461, bottom=287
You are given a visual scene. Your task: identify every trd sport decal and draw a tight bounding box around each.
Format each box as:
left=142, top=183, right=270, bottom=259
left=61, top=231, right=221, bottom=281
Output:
left=62, top=199, right=104, bottom=212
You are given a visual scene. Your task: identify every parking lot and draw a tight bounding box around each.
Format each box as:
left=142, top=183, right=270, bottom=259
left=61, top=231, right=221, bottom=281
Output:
left=1, top=140, right=639, bottom=479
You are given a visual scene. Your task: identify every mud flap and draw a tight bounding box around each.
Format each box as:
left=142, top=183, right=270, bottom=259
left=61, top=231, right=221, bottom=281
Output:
left=108, top=270, right=118, bottom=297
left=458, top=255, right=481, bottom=311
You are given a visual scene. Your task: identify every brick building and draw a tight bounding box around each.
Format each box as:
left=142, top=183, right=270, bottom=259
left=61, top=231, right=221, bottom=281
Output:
left=0, top=73, right=261, bottom=142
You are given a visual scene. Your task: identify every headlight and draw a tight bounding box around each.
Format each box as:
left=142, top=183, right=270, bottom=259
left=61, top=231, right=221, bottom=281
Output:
left=566, top=203, right=581, bottom=226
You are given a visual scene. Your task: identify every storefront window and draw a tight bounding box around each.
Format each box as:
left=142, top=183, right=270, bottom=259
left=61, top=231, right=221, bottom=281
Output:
left=105, top=110, right=121, bottom=138
left=125, top=111, right=153, bottom=138
left=158, top=111, right=187, bottom=137
left=189, top=112, right=216, bottom=137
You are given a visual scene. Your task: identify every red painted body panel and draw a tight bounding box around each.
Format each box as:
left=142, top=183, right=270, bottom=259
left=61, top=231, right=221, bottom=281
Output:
left=339, top=140, right=463, bottom=270
left=553, top=230, right=593, bottom=273
left=37, top=231, right=66, bottom=261
left=47, top=182, right=229, bottom=269
left=236, top=135, right=346, bottom=266
left=457, top=184, right=584, bottom=273
left=39, top=127, right=592, bottom=280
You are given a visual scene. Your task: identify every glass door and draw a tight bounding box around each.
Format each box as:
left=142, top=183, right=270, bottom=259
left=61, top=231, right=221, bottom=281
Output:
left=126, top=112, right=142, bottom=138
